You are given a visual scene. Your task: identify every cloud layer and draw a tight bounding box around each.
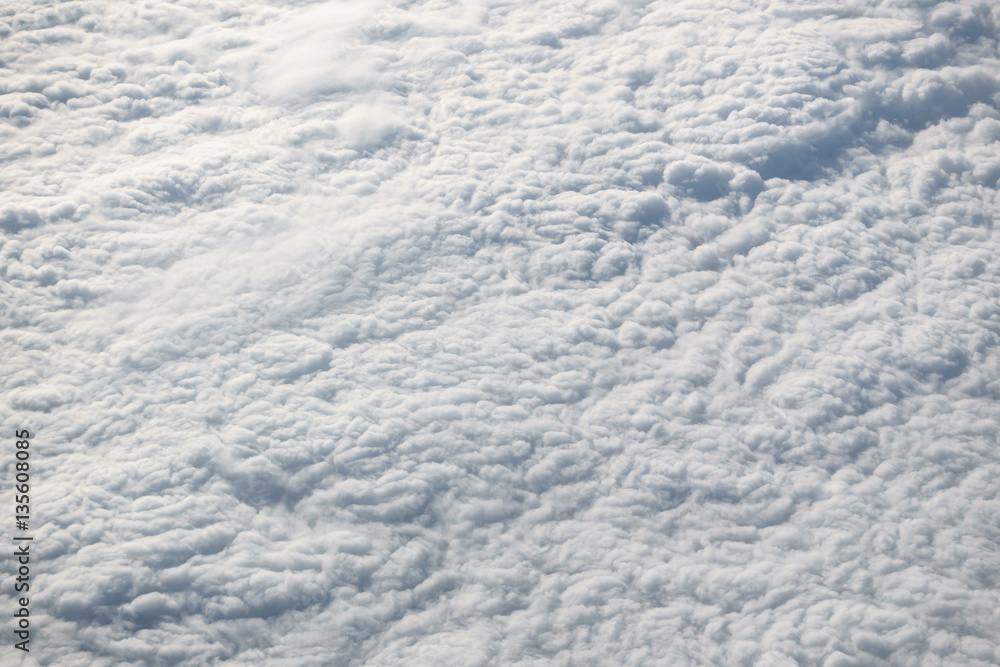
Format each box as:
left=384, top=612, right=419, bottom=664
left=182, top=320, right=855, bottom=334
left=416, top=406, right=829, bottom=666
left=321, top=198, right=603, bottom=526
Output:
left=2, top=0, right=1000, bottom=664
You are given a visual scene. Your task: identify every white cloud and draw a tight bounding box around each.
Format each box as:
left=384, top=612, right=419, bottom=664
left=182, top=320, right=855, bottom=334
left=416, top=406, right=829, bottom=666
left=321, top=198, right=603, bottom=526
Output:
left=2, top=0, right=1000, bottom=664
left=252, top=0, right=392, bottom=105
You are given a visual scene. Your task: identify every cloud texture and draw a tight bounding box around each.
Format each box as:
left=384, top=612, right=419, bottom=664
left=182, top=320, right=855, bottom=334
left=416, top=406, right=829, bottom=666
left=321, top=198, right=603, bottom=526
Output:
left=2, top=0, right=1000, bottom=664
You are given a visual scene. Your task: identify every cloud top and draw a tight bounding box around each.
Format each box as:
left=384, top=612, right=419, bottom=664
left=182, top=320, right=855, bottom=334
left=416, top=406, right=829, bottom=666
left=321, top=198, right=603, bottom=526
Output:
left=1, top=0, right=999, bottom=664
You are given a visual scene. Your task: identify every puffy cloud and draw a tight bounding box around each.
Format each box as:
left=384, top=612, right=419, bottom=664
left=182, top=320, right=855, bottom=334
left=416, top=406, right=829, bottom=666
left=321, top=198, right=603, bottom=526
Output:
left=2, top=0, right=1000, bottom=664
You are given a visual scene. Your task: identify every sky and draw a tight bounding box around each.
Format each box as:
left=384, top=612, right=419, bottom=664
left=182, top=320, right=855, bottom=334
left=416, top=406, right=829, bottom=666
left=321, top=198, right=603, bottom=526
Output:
left=1, top=0, right=1000, bottom=665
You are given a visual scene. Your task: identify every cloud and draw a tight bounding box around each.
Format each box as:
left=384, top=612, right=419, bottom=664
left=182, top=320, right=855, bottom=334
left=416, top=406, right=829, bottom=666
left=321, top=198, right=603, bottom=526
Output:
left=252, top=0, right=392, bottom=105
left=2, top=0, right=1000, bottom=664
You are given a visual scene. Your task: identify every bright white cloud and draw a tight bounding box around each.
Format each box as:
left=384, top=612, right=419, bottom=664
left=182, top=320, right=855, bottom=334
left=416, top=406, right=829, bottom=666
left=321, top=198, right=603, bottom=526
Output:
left=2, top=0, right=1000, bottom=664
